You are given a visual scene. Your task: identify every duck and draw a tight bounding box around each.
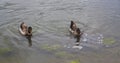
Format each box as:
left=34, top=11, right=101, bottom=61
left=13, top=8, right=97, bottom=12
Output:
left=19, top=22, right=32, bottom=36
left=19, top=22, right=33, bottom=47
left=69, top=21, right=83, bottom=43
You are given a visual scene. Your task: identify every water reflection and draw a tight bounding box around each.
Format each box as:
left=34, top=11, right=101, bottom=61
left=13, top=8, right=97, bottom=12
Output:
left=26, top=35, right=32, bottom=47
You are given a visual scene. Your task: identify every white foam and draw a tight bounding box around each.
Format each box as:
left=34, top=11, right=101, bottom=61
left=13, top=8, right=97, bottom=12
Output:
left=72, top=46, right=83, bottom=50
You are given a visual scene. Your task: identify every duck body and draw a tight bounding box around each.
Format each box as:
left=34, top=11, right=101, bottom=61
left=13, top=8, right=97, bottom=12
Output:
left=19, top=22, right=27, bottom=36
left=19, top=26, right=26, bottom=35
left=69, top=28, right=77, bottom=36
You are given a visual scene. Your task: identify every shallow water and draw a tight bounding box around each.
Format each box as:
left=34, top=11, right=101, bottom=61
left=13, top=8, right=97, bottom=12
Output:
left=0, top=0, right=120, bottom=63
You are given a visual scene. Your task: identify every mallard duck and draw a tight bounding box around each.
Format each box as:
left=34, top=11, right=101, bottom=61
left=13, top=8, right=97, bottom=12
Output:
left=19, top=22, right=32, bottom=36
left=69, top=21, right=83, bottom=42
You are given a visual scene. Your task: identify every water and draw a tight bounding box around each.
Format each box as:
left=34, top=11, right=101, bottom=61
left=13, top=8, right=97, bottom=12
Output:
left=0, top=0, right=120, bottom=63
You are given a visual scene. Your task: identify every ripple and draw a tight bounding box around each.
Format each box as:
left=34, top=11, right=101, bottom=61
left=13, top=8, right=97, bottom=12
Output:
left=4, top=2, right=16, bottom=7
left=0, top=6, right=7, bottom=10
left=0, top=2, right=16, bottom=10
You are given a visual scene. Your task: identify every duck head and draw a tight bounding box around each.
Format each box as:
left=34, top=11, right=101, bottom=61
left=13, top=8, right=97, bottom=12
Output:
left=70, top=21, right=77, bottom=31
left=27, top=26, right=32, bottom=36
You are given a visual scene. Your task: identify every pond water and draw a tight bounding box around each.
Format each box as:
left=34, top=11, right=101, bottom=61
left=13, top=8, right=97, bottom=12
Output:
left=0, top=0, right=120, bottom=63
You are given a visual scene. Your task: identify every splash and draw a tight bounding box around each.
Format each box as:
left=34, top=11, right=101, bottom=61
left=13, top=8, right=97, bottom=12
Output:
left=81, top=33, right=104, bottom=48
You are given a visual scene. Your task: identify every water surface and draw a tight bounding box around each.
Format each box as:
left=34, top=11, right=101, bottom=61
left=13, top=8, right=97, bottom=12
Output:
left=0, top=0, right=120, bottom=63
